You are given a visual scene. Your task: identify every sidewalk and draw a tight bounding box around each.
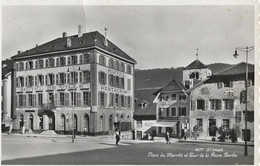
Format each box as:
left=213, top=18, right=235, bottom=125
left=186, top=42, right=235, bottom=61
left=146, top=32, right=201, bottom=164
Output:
left=178, top=138, right=254, bottom=147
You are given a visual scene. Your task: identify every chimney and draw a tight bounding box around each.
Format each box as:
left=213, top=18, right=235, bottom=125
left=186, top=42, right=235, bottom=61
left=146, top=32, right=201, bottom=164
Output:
left=78, top=25, right=83, bottom=37
left=17, top=51, right=21, bottom=54
left=104, top=27, right=108, bottom=47
left=63, top=32, right=67, bottom=38
left=66, top=37, right=71, bottom=47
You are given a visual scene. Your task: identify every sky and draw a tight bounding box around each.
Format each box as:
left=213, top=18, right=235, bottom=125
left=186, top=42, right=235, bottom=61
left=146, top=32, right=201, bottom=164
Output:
left=2, top=4, right=255, bottom=69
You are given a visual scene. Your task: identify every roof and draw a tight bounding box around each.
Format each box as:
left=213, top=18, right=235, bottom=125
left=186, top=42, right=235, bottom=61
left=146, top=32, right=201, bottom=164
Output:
left=134, top=88, right=158, bottom=119
left=160, top=78, right=186, bottom=92
left=184, top=59, right=208, bottom=70
left=11, top=31, right=136, bottom=64
left=2, top=59, right=14, bottom=79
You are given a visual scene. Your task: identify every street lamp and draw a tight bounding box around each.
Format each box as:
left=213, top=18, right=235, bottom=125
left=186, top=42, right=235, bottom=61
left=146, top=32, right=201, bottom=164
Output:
left=233, top=46, right=254, bottom=156
left=67, top=66, right=80, bottom=143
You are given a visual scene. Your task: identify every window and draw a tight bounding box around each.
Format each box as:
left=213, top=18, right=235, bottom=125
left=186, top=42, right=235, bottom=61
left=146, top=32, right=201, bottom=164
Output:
left=121, top=63, right=125, bottom=72
left=59, top=93, right=65, bottom=106
left=171, top=107, right=176, bottom=116
left=137, top=120, right=142, bottom=128
left=209, top=99, right=221, bottom=110
left=82, top=71, right=90, bottom=83
left=184, top=80, right=191, bottom=89
left=99, top=72, right=106, bottom=85
left=116, top=61, right=119, bottom=70
left=217, top=82, right=223, bottom=89
left=109, top=93, right=114, bottom=107
left=18, top=77, right=24, bottom=87
left=115, top=76, right=119, bottom=87
left=120, top=78, right=125, bottom=89
left=223, top=99, right=234, bottom=110
left=99, top=55, right=106, bottom=66
left=49, top=58, right=55, bottom=67
left=197, top=100, right=205, bottom=110
left=127, top=96, right=131, bottom=108
left=45, top=59, right=49, bottom=68
left=60, top=57, right=66, bottom=66
left=28, top=94, right=33, bottom=106
left=171, top=94, right=176, bottom=100
left=127, top=79, right=131, bottom=90
left=100, top=92, right=105, bottom=106
left=240, top=91, right=246, bottom=103
left=115, top=94, right=119, bottom=107
left=71, top=55, right=78, bottom=65
left=127, top=65, right=131, bottom=74
left=235, top=111, right=242, bottom=122
left=245, top=111, right=254, bottom=122
left=59, top=73, right=66, bottom=85
left=179, top=94, right=186, bottom=101
left=160, top=95, right=168, bottom=101
left=70, top=72, right=78, bottom=84
left=37, top=75, right=44, bottom=86
left=189, top=72, right=199, bottom=79
left=71, top=92, right=76, bottom=105
left=109, top=74, right=114, bottom=86
left=27, top=76, right=34, bottom=87
left=222, top=119, right=230, bottom=129
left=38, top=93, right=43, bottom=106
left=48, top=93, right=54, bottom=103
left=178, top=107, right=187, bottom=116
left=109, top=59, right=114, bottom=68
left=121, top=95, right=124, bottom=107
left=19, top=62, right=24, bottom=70
left=82, top=53, right=91, bottom=63
left=197, top=118, right=203, bottom=127
left=83, top=92, right=91, bottom=106
left=47, top=74, right=54, bottom=85
left=18, top=94, right=23, bottom=107
left=223, top=80, right=233, bottom=88
left=28, top=61, right=33, bottom=69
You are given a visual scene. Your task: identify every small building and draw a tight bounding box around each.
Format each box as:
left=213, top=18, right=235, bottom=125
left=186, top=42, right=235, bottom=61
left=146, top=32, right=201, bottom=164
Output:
left=133, top=88, right=157, bottom=140
left=188, top=62, right=254, bottom=141
left=11, top=26, right=136, bottom=135
left=153, top=79, right=189, bottom=138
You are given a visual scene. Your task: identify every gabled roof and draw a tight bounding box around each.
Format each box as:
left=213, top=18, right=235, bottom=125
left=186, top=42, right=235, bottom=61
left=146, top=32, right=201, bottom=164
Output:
left=213, top=62, right=254, bottom=76
left=184, top=59, right=208, bottom=70
left=160, top=78, right=186, bottom=92
left=2, top=59, right=14, bottom=79
left=11, top=31, right=136, bottom=64
left=134, top=88, right=158, bottom=119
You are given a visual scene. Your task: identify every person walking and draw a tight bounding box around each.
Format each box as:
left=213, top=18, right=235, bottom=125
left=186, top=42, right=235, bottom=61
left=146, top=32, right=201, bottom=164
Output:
left=165, top=131, right=170, bottom=144
left=83, top=127, right=87, bottom=137
left=115, top=130, right=120, bottom=145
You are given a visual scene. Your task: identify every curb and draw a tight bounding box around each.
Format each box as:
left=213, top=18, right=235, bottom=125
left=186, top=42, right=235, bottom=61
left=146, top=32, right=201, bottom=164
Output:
left=178, top=140, right=254, bottom=147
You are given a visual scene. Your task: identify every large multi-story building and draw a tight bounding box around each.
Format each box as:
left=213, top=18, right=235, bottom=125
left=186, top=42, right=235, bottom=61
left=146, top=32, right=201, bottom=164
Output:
left=187, top=62, right=254, bottom=141
left=11, top=27, right=136, bottom=135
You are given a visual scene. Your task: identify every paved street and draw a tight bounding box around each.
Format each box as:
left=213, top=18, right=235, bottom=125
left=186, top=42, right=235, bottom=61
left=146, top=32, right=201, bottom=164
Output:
left=2, top=134, right=254, bottom=165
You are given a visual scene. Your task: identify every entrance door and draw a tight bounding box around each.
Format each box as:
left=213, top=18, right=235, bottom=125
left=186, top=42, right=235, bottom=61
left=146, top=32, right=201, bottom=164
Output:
left=39, top=116, right=43, bottom=130
left=74, top=114, right=78, bottom=133
left=242, top=129, right=251, bottom=141
left=29, top=114, right=34, bottom=130
left=49, top=116, right=55, bottom=130
left=209, top=119, right=216, bottom=136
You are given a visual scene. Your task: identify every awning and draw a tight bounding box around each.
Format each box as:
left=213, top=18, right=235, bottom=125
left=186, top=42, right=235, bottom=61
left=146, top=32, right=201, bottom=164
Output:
left=152, top=122, right=177, bottom=127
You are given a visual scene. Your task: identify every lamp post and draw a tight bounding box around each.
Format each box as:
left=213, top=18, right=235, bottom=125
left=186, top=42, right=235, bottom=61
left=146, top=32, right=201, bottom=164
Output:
left=233, top=46, right=254, bottom=156
left=67, top=66, right=80, bottom=143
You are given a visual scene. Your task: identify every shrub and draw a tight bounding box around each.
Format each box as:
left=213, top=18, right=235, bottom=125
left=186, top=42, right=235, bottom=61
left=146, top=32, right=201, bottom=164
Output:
left=193, top=125, right=202, bottom=140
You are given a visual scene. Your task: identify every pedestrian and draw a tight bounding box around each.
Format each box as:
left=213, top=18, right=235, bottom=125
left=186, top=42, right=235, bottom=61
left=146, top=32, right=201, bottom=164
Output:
left=184, top=128, right=187, bottom=140
left=83, top=127, right=87, bottom=137
left=165, top=131, right=170, bottom=144
left=115, top=130, right=120, bottom=145
left=22, top=125, right=25, bottom=135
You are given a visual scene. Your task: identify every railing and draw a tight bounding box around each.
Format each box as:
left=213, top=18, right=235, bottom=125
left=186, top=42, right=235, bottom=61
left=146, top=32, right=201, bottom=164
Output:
left=40, top=103, right=56, bottom=110
left=158, top=116, right=179, bottom=120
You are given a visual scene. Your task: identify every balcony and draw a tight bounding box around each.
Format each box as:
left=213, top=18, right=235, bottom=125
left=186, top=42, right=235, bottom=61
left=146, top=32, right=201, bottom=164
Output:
left=158, top=116, right=179, bottom=121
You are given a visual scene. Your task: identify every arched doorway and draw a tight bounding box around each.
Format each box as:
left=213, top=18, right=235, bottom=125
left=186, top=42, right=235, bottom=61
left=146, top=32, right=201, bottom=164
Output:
left=39, top=115, right=43, bottom=130
left=120, top=114, right=124, bottom=122
left=109, top=115, right=113, bottom=130
left=61, top=114, right=66, bottom=133
left=84, top=114, right=90, bottom=134
left=74, top=114, right=78, bottom=133
left=29, top=114, right=33, bottom=130
left=100, top=115, right=104, bottom=131
left=20, top=114, right=24, bottom=129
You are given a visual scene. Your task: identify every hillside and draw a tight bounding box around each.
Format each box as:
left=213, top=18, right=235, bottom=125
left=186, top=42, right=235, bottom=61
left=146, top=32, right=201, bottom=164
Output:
left=135, top=63, right=232, bottom=89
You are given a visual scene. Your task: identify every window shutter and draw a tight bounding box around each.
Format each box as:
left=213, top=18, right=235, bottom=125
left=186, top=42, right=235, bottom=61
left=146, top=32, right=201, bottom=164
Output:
left=166, top=108, right=170, bottom=116
left=67, top=73, right=70, bottom=84
left=217, top=82, right=222, bottom=89
left=64, top=73, right=66, bottom=84
left=178, top=107, right=181, bottom=116
left=217, top=100, right=222, bottom=110
left=129, top=97, right=132, bottom=109
left=33, top=94, right=36, bottom=107
left=65, top=93, right=69, bottom=106
left=35, top=76, right=38, bottom=86
left=191, top=100, right=195, bottom=110
left=118, top=95, right=121, bottom=108
left=31, top=76, right=34, bottom=86
left=104, top=93, right=107, bottom=107
left=68, top=57, right=71, bottom=65
left=88, top=92, right=91, bottom=106
left=98, top=72, right=101, bottom=84
left=52, top=74, right=55, bottom=85
left=75, top=56, right=78, bottom=64
left=54, top=93, right=57, bottom=106
left=98, top=92, right=101, bottom=106
left=23, top=94, right=27, bottom=107
left=75, top=72, right=78, bottom=83
left=231, top=100, right=234, bottom=110
left=79, top=72, right=82, bottom=83
left=77, top=92, right=81, bottom=106
left=16, top=95, right=18, bottom=107
left=26, top=62, right=28, bottom=70
left=80, top=55, right=83, bottom=64
left=124, top=96, right=127, bottom=108
left=104, top=73, right=107, bottom=85
left=45, top=75, right=48, bottom=85
left=205, top=100, right=208, bottom=110
left=16, top=78, right=19, bottom=87
left=56, top=74, right=59, bottom=85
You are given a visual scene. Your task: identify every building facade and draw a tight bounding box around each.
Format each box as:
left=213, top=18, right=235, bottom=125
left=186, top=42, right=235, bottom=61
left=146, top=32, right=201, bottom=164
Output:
left=11, top=29, right=136, bottom=135
left=188, top=62, right=254, bottom=141
left=153, top=79, right=189, bottom=138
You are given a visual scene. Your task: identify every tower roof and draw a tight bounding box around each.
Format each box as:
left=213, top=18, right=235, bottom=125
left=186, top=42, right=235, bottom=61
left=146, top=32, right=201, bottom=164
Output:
left=184, top=59, right=208, bottom=70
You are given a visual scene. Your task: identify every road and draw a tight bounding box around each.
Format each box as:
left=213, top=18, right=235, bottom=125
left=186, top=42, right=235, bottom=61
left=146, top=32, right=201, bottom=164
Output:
left=2, top=135, right=254, bottom=165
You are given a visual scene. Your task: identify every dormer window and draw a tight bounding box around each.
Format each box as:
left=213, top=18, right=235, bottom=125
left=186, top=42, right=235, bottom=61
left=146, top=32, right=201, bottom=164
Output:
left=223, top=80, right=233, bottom=88
left=141, top=100, right=148, bottom=108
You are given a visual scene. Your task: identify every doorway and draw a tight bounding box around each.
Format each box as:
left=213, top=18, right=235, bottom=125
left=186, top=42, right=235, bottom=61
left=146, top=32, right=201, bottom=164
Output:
left=29, top=114, right=34, bottom=130
left=209, top=119, right=216, bottom=136
left=49, top=116, right=55, bottom=130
